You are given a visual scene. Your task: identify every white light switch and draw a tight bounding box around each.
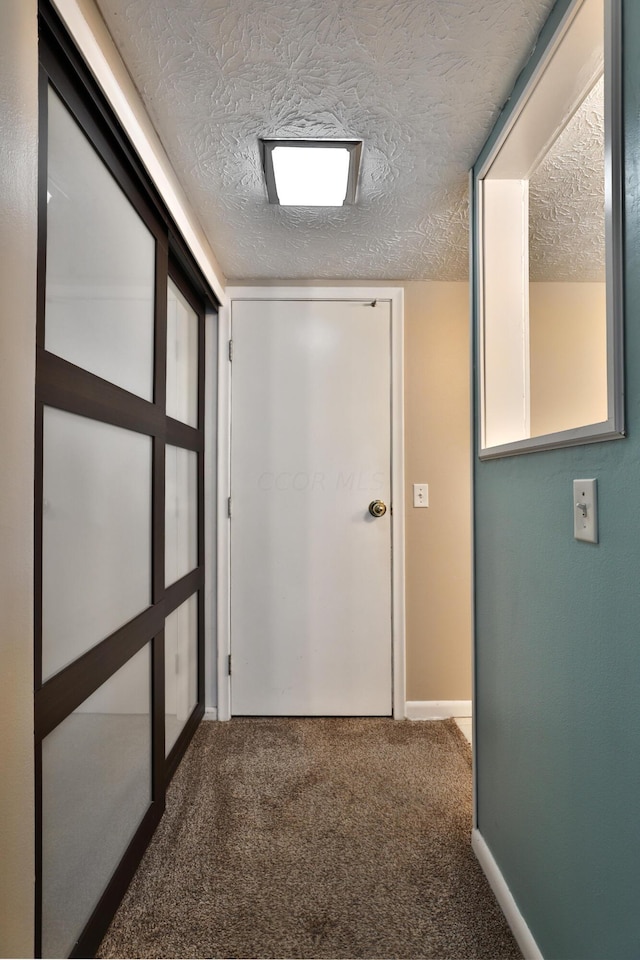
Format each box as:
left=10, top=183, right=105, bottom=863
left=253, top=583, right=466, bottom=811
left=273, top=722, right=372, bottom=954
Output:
left=413, top=483, right=429, bottom=508
left=573, top=479, right=598, bottom=543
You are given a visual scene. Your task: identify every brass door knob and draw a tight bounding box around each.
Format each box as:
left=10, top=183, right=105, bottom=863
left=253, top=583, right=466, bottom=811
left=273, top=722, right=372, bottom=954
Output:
left=368, top=499, right=387, bottom=518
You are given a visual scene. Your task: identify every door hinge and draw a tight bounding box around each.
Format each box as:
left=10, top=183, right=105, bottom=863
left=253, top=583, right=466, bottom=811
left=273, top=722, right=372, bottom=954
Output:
left=228, top=339, right=233, bottom=361
left=227, top=654, right=232, bottom=675
left=227, top=496, right=232, bottom=518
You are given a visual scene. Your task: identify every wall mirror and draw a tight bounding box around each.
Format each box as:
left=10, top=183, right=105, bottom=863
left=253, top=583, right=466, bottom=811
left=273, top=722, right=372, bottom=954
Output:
left=474, top=0, right=623, bottom=457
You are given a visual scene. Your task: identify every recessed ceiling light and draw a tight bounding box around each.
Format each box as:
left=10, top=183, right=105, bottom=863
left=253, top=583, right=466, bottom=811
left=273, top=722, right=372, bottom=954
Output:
left=261, top=139, right=362, bottom=206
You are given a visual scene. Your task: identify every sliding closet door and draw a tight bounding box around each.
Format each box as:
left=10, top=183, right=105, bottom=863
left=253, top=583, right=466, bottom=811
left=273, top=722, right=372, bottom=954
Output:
left=35, top=16, right=208, bottom=957
left=163, top=272, right=205, bottom=769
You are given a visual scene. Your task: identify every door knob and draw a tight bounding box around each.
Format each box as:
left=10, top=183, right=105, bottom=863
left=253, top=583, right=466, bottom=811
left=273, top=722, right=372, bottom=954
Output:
left=368, top=499, right=387, bottom=518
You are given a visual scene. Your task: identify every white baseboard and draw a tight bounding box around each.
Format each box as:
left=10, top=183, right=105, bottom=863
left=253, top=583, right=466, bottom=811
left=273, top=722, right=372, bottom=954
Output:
left=472, top=829, right=543, bottom=960
left=208, top=703, right=470, bottom=723
left=405, top=700, right=472, bottom=720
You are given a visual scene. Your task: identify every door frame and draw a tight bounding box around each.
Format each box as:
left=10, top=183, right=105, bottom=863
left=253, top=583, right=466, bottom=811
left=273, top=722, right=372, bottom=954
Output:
left=217, top=285, right=405, bottom=720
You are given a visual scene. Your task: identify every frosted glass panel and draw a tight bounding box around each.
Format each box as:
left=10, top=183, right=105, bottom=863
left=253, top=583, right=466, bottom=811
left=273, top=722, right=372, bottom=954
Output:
left=42, top=407, right=152, bottom=680
left=41, top=644, right=151, bottom=959
left=165, top=593, right=198, bottom=755
left=167, top=279, right=198, bottom=427
left=45, top=87, right=155, bottom=399
left=165, top=445, right=198, bottom=585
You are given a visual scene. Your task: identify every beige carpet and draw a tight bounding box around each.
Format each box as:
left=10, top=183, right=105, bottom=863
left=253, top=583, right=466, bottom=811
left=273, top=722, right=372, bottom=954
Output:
left=97, top=718, right=522, bottom=959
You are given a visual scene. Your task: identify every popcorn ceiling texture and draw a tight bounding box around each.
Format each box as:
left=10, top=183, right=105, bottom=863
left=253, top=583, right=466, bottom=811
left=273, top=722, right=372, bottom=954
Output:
left=529, top=77, right=605, bottom=283
left=97, top=0, right=556, bottom=281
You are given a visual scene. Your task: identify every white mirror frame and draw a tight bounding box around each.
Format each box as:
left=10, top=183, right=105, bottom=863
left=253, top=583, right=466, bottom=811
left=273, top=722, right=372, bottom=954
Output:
left=473, top=0, right=624, bottom=459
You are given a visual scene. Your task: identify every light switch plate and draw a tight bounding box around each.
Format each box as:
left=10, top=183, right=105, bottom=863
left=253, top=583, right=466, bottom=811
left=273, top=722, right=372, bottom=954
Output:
left=573, top=478, right=598, bottom=543
left=413, top=483, right=429, bottom=507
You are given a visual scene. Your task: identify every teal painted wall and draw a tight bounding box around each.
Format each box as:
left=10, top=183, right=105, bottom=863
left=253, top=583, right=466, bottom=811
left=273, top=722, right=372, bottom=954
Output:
left=474, top=1, right=640, bottom=957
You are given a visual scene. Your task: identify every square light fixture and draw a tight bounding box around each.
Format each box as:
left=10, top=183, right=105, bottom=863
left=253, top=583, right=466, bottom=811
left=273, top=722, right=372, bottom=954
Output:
left=261, top=139, right=362, bottom=206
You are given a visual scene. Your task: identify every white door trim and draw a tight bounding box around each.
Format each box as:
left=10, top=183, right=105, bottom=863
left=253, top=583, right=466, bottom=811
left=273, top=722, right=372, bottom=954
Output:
left=217, top=285, right=405, bottom=721
left=216, top=294, right=231, bottom=721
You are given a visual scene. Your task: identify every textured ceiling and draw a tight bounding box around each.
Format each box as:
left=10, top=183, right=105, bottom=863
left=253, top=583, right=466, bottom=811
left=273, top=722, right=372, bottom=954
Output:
left=529, top=77, right=605, bottom=283
left=96, top=0, right=557, bottom=281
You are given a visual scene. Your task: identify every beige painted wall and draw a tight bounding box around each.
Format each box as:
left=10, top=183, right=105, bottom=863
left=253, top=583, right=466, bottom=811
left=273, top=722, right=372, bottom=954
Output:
left=0, top=0, right=38, bottom=955
left=530, top=281, right=607, bottom=437
left=482, top=180, right=530, bottom=447
left=402, top=282, right=471, bottom=701
left=235, top=280, right=473, bottom=704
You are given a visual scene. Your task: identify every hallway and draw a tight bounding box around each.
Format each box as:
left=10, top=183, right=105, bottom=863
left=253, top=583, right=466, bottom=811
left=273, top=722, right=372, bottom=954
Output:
left=4, top=0, right=639, bottom=955
left=97, top=718, right=518, bottom=960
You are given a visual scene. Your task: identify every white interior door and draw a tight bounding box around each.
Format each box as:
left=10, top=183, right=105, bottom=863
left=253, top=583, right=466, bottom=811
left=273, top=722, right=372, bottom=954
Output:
left=230, top=298, right=393, bottom=716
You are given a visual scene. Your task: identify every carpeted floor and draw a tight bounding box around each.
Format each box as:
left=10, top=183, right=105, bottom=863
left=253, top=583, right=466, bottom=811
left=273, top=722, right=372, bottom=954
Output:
left=97, top=718, right=522, bottom=960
